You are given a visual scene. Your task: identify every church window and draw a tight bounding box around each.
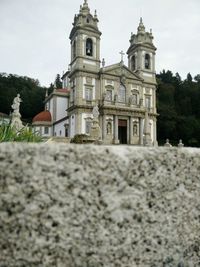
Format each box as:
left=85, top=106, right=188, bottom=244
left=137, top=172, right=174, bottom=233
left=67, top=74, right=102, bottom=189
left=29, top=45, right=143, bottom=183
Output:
left=145, top=53, right=150, bottom=69
left=44, top=127, right=49, bottom=134
left=72, top=40, right=76, bottom=59
left=86, top=16, right=90, bottom=23
left=85, top=120, right=92, bottom=134
left=131, top=55, right=136, bottom=71
left=86, top=38, right=93, bottom=56
left=145, top=96, right=151, bottom=109
left=105, top=90, right=112, bottom=101
left=85, top=88, right=92, bottom=101
left=118, top=84, right=126, bottom=103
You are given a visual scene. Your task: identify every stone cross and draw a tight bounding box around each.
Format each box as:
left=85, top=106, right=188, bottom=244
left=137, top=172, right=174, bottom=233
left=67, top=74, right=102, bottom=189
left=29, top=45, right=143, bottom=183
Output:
left=119, top=50, right=125, bottom=62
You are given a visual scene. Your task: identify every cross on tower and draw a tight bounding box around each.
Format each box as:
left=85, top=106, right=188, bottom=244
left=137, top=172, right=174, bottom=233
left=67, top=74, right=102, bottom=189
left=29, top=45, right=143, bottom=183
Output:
left=119, top=50, right=125, bottom=62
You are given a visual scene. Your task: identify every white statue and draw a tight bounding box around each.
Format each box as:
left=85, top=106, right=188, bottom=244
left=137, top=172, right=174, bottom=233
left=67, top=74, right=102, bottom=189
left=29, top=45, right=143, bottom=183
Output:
left=11, top=94, right=22, bottom=115
left=11, top=94, right=23, bottom=130
left=92, top=105, right=99, bottom=120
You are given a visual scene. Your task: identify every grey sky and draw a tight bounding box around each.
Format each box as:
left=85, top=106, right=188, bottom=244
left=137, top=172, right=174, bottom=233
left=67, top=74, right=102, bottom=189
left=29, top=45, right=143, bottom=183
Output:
left=0, top=0, right=200, bottom=86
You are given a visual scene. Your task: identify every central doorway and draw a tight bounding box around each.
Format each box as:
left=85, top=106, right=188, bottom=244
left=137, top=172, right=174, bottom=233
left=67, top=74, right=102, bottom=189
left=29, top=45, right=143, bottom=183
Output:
left=118, top=119, right=127, bottom=144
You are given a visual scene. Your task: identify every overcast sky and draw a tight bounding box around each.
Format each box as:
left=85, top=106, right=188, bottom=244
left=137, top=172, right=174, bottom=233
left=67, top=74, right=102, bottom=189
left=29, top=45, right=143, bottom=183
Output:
left=0, top=0, right=200, bottom=86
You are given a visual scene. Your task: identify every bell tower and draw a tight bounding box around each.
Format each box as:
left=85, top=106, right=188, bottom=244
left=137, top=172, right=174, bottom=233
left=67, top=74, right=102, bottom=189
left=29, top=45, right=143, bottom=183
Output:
left=127, top=18, right=156, bottom=83
left=69, top=0, right=101, bottom=73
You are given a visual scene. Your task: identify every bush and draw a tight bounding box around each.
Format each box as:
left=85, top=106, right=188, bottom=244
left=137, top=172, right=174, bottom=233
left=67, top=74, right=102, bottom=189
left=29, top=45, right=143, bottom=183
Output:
left=0, top=124, right=42, bottom=142
left=70, top=134, right=89, bottom=144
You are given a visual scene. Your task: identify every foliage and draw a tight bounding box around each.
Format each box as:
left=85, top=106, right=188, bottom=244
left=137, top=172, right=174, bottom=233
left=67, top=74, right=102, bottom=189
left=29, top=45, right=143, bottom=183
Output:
left=0, top=124, right=42, bottom=142
left=0, top=73, right=51, bottom=122
left=70, top=134, right=89, bottom=144
left=54, top=74, right=62, bottom=89
left=157, top=70, right=200, bottom=147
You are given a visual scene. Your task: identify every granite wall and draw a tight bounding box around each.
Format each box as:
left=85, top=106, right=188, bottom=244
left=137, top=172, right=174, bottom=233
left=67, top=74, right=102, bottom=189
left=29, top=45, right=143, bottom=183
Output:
left=0, top=143, right=200, bottom=267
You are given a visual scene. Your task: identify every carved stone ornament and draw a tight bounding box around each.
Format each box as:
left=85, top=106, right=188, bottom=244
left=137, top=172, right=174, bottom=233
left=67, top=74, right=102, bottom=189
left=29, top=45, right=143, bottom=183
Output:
left=86, top=77, right=92, bottom=84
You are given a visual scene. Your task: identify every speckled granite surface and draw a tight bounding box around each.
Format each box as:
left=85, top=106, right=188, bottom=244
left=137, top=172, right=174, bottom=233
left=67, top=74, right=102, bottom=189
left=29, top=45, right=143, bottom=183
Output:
left=0, top=143, right=200, bottom=267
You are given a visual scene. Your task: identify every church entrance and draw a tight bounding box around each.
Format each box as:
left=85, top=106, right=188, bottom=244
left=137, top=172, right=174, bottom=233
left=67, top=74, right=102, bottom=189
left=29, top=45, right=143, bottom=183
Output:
left=118, top=119, right=127, bottom=144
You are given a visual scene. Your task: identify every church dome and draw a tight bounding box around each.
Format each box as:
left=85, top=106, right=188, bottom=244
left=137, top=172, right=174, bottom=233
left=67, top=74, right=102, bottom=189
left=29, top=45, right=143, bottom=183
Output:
left=32, top=110, right=52, bottom=123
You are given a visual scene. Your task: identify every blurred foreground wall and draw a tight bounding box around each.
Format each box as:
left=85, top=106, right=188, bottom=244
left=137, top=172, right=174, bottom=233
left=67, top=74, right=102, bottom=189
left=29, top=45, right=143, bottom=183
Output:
left=0, top=143, right=200, bottom=267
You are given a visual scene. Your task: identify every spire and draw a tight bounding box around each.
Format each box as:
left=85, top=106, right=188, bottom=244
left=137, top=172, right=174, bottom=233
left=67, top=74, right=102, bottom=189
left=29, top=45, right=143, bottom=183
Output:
left=137, top=17, right=145, bottom=33
left=81, top=0, right=90, bottom=13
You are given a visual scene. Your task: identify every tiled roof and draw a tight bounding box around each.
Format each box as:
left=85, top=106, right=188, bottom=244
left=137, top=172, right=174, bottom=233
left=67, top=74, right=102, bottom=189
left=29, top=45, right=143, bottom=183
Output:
left=32, top=110, right=52, bottom=122
left=55, top=88, right=70, bottom=93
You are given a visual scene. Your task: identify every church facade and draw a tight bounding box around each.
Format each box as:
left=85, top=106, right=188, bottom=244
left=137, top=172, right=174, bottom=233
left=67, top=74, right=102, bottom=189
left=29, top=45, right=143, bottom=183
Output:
left=33, top=0, right=158, bottom=145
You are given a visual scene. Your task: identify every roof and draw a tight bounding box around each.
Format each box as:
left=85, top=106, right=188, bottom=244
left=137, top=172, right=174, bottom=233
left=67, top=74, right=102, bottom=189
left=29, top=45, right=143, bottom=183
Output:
left=0, top=112, right=9, bottom=118
left=32, top=110, right=52, bottom=123
left=55, top=88, right=70, bottom=93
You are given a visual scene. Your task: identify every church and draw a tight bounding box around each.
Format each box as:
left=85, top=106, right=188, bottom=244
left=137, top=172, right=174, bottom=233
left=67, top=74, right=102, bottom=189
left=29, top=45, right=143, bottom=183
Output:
left=33, top=0, right=158, bottom=145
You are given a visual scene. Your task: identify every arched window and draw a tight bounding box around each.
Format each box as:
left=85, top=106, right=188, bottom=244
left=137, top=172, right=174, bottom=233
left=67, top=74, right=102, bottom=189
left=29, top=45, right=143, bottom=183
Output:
left=118, top=84, right=126, bottom=102
left=72, top=40, right=76, bottom=59
left=145, top=53, right=150, bottom=69
left=131, top=55, right=136, bottom=71
left=86, top=16, right=90, bottom=23
left=86, top=38, right=93, bottom=56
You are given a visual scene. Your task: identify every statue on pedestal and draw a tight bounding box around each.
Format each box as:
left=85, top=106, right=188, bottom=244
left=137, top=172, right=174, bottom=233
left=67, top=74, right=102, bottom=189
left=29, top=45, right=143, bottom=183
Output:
left=143, top=109, right=152, bottom=146
left=90, top=105, right=102, bottom=141
left=11, top=94, right=23, bottom=130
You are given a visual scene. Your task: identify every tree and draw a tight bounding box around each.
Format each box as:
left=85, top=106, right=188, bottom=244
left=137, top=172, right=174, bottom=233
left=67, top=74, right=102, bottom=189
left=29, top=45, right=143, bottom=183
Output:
left=54, top=74, right=62, bottom=89
left=194, top=74, right=200, bottom=83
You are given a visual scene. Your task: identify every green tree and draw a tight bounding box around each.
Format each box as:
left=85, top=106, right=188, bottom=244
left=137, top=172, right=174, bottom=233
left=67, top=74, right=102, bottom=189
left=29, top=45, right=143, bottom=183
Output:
left=54, top=74, right=62, bottom=88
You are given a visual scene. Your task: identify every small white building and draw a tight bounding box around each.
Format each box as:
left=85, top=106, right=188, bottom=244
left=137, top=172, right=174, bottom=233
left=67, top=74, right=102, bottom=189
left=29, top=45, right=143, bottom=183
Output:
left=32, top=88, right=70, bottom=137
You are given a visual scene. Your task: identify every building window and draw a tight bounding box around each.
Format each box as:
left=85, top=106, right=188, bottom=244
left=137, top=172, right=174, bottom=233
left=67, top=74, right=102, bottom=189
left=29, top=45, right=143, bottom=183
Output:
left=145, top=96, right=151, bottom=109
left=118, top=84, right=126, bottom=102
left=105, top=90, right=112, bottom=101
left=86, top=16, right=90, bottom=23
left=145, top=53, right=150, bottom=69
left=131, top=55, right=136, bottom=71
left=85, top=120, right=92, bottom=134
left=85, top=88, right=92, bottom=101
left=44, top=127, right=49, bottom=134
left=86, top=38, right=93, bottom=56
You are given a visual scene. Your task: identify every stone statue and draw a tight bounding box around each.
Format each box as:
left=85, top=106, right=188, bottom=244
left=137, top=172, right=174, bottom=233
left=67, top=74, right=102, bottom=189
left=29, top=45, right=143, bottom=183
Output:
left=11, top=94, right=23, bottom=130
left=92, top=105, right=99, bottom=120
left=11, top=94, right=22, bottom=115
left=90, top=104, right=102, bottom=142
left=106, top=122, right=112, bottom=135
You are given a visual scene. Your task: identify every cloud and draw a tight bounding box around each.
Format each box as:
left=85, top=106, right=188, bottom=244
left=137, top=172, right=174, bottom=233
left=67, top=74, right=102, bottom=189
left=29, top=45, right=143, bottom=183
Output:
left=0, top=0, right=200, bottom=85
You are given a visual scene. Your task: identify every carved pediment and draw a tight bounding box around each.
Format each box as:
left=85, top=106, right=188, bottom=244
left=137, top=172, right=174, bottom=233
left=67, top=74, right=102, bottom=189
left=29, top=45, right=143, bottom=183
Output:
left=101, top=64, right=143, bottom=81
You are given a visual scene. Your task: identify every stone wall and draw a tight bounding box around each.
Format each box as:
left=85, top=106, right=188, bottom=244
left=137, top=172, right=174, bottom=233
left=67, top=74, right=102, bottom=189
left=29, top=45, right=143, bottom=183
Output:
left=0, top=143, right=200, bottom=267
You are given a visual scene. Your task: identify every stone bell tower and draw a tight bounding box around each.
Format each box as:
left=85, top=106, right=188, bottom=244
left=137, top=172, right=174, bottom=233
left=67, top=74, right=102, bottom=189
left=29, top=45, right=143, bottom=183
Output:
left=127, top=18, right=156, bottom=84
left=67, top=0, right=102, bottom=137
left=69, top=0, right=101, bottom=73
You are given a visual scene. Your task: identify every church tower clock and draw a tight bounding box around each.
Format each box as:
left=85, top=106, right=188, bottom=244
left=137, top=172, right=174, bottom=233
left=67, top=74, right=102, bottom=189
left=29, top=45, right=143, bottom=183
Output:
left=127, top=18, right=156, bottom=84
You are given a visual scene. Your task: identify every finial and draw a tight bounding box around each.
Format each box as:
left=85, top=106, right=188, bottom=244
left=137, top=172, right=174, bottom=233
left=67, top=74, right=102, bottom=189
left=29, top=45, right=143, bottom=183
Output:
left=84, top=0, right=87, bottom=3
left=137, top=17, right=145, bottom=33
left=94, top=9, right=97, bottom=17
left=119, top=50, right=125, bottom=63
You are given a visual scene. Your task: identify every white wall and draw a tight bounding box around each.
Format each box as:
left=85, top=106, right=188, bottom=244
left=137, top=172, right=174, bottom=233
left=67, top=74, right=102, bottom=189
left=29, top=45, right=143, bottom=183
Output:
left=56, top=97, right=67, bottom=121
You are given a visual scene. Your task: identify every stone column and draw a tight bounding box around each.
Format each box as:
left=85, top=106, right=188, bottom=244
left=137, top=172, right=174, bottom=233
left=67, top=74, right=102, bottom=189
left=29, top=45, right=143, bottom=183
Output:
left=102, top=115, right=107, bottom=141
left=114, top=115, right=119, bottom=144
left=127, top=118, right=130, bottom=144
left=139, top=117, right=143, bottom=145
left=153, top=119, right=158, bottom=146
left=129, top=117, right=133, bottom=145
